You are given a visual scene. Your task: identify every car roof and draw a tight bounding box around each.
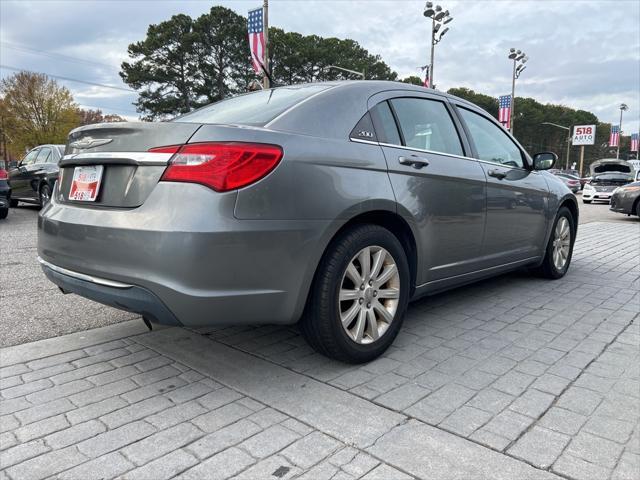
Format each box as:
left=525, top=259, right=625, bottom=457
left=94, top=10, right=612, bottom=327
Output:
left=267, top=80, right=480, bottom=140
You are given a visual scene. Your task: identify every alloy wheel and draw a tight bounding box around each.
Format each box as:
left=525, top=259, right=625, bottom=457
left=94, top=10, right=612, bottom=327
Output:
left=552, top=217, right=571, bottom=271
left=338, top=246, right=400, bottom=344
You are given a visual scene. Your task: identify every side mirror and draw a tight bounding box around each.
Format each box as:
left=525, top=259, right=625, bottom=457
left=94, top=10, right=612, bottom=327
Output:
left=533, top=152, right=557, bottom=171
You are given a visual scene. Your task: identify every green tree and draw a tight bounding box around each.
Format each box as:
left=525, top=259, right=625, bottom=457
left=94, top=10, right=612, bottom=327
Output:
left=1, top=72, right=78, bottom=157
left=193, top=6, right=252, bottom=102
left=401, top=76, right=424, bottom=86
left=120, top=14, right=200, bottom=120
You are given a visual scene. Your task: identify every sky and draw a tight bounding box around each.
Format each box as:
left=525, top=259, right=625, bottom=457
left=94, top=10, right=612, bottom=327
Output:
left=1, top=0, right=639, bottom=134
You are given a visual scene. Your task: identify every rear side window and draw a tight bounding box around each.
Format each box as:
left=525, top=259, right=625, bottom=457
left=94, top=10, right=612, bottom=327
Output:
left=36, top=148, right=51, bottom=163
left=176, top=85, right=331, bottom=126
left=389, top=98, right=464, bottom=156
left=458, top=108, right=524, bottom=168
left=370, top=102, right=401, bottom=145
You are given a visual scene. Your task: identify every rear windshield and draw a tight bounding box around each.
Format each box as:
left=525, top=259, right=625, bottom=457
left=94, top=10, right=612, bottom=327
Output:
left=175, top=85, right=331, bottom=126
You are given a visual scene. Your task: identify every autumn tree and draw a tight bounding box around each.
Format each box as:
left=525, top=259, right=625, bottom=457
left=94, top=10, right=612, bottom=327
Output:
left=0, top=72, right=79, bottom=157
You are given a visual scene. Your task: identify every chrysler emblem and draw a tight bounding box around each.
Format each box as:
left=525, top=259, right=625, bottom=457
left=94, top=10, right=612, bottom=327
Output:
left=69, top=137, right=113, bottom=149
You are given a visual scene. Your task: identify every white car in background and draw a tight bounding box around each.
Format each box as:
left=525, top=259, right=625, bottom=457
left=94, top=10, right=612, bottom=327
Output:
left=582, top=159, right=635, bottom=204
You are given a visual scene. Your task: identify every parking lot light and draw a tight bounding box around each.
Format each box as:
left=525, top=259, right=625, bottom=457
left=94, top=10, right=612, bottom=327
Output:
left=508, top=47, right=528, bottom=134
left=423, top=2, right=454, bottom=89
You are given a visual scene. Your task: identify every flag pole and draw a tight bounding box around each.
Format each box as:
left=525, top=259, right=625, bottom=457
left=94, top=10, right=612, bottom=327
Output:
left=263, top=0, right=270, bottom=89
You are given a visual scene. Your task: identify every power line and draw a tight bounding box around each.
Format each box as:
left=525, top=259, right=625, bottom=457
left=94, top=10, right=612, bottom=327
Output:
left=0, top=41, right=116, bottom=69
left=0, top=64, right=136, bottom=93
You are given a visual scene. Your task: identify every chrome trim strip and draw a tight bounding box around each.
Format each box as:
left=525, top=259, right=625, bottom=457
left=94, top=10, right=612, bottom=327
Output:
left=37, top=257, right=133, bottom=289
left=349, top=138, right=380, bottom=146
left=376, top=141, right=479, bottom=162
left=61, top=152, right=174, bottom=165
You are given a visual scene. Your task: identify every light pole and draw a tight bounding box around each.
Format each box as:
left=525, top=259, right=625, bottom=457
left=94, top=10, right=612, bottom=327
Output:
left=507, top=48, right=528, bottom=134
left=542, top=122, right=571, bottom=170
left=325, top=65, right=365, bottom=80
left=423, top=2, right=453, bottom=89
left=617, top=103, right=628, bottom=159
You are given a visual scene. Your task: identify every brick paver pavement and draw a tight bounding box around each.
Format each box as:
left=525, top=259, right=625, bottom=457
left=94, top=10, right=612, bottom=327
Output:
left=1, top=221, right=638, bottom=479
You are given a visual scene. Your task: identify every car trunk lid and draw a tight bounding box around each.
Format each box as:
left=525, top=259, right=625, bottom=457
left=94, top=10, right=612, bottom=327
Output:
left=58, top=122, right=201, bottom=208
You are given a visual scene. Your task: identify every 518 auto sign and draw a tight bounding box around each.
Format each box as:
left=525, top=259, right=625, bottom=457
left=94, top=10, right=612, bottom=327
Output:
left=572, top=125, right=596, bottom=145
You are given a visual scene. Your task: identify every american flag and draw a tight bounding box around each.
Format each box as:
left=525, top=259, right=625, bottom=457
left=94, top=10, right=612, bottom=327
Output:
left=498, top=95, right=512, bottom=128
left=609, top=125, right=620, bottom=147
left=248, top=7, right=265, bottom=74
left=631, top=133, right=639, bottom=152
left=423, top=67, right=430, bottom=88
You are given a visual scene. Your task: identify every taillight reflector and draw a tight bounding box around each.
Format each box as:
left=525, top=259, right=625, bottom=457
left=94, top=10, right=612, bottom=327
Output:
left=159, top=142, right=283, bottom=192
left=0, top=169, right=7, bottom=180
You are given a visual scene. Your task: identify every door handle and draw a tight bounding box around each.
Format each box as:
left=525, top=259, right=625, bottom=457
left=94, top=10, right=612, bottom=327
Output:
left=398, top=155, right=429, bottom=169
left=488, top=169, right=507, bottom=180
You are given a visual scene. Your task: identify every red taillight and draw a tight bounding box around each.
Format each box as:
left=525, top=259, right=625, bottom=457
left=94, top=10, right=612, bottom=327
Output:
left=158, top=142, right=283, bottom=192
left=0, top=169, right=7, bottom=180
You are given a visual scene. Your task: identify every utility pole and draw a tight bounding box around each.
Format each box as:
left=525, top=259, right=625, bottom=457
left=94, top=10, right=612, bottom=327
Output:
left=429, top=16, right=436, bottom=88
left=510, top=59, right=516, bottom=134
left=616, top=103, right=628, bottom=159
left=263, top=0, right=270, bottom=89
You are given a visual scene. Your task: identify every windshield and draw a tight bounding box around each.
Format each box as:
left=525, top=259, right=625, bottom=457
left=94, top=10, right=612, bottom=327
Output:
left=175, top=85, right=332, bottom=126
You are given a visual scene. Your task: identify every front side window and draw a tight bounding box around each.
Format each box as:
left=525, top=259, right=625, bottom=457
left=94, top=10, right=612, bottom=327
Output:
left=458, top=108, right=524, bottom=168
left=21, top=149, right=39, bottom=165
left=389, top=98, right=464, bottom=156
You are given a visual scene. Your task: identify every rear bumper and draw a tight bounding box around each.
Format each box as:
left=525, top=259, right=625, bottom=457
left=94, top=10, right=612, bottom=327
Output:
left=40, top=257, right=182, bottom=326
left=38, top=182, right=332, bottom=327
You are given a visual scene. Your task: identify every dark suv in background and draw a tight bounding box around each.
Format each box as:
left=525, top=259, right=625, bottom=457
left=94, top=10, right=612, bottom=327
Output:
left=9, top=144, right=65, bottom=207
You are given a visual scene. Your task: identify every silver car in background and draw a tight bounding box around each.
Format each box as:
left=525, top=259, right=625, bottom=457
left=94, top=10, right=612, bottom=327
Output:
left=38, top=81, right=577, bottom=363
left=582, top=159, right=635, bottom=204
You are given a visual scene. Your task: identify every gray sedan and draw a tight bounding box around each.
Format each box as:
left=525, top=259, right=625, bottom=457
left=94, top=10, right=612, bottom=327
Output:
left=38, top=81, right=577, bottom=363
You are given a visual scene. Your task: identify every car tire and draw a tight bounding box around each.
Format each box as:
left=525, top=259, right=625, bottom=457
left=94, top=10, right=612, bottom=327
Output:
left=39, top=184, right=51, bottom=207
left=9, top=199, right=18, bottom=208
left=300, top=224, right=410, bottom=363
left=635, top=201, right=640, bottom=218
left=0, top=208, right=7, bottom=219
left=533, top=206, right=576, bottom=279
left=582, top=200, right=591, bottom=204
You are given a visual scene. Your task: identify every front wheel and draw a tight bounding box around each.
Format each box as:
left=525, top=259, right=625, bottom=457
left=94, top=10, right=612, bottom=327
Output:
left=0, top=208, right=7, bottom=220
left=9, top=199, right=18, bottom=208
left=582, top=200, right=592, bottom=204
left=533, top=207, right=575, bottom=279
left=300, top=224, right=410, bottom=363
left=39, top=184, right=51, bottom=207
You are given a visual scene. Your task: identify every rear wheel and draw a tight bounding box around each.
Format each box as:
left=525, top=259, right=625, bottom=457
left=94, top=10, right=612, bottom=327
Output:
left=0, top=208, right=7, bottom=219
left=39, top=184, right=51, bottom=207
left=300, top=224, right=410, bottom=363
left=582, top=200, right=591, bottom=204
left=534, top=207, right=575, bottom=279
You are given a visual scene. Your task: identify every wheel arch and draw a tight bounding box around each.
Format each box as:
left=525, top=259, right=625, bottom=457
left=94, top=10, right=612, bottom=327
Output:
left=296, top=208, right=420, bottom=323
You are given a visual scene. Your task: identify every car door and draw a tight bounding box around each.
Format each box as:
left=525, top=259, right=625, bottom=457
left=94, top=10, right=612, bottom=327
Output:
left=9, top=148, right=40, bottom=198
left=369, top=93, right=487, bottom=284
left=28, top=147, right=54, bottom=199
left=455, top=105, right=549, bottom=264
